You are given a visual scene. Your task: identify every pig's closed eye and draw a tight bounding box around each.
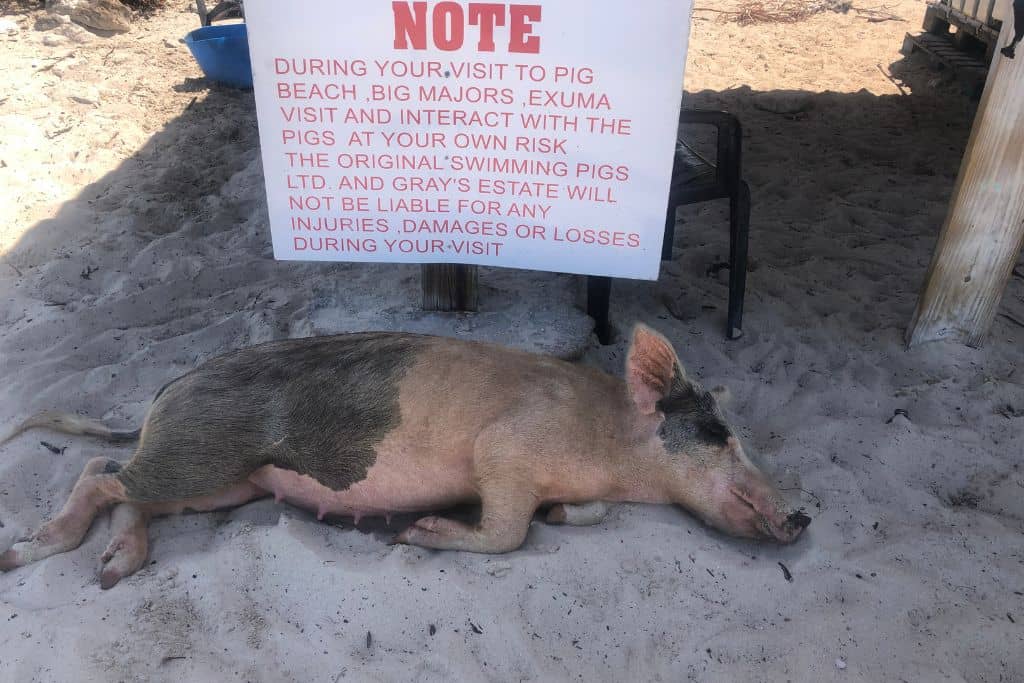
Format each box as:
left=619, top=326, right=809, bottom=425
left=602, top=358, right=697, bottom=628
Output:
left=730, top=487, right=758, bottom=514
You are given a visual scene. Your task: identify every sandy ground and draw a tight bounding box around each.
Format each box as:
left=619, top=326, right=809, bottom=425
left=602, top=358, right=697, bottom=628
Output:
left=1, top=1, right=1023, bottom=681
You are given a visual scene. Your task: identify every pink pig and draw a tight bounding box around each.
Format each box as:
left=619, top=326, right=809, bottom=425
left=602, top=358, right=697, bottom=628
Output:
left=0, top=324, right=808, bottom=588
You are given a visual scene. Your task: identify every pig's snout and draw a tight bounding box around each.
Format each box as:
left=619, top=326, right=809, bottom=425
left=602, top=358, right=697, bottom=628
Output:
left=726, top=482, right=811, bottom=545
left=769, top=508, right=812, bottom=544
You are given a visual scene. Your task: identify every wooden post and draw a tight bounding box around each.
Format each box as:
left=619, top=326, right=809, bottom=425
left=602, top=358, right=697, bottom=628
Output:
left=906, top=13, right=1024, bottom=348
left=586, top=276, right=612, bottom=345
left=421, top=264, right=479, bottom=312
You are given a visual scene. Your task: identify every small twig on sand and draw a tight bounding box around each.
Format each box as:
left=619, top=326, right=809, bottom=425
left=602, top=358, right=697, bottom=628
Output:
left=854, top=4, right=904, bottom=22
left=40, top=441, right=66, bottom=455
left=877, top=64, right=908, bottom=95
left=779, top=486, right=823, bottom=507
left=46, top=125, right=74, bottom=139
left=778, top=562, right=793, bottom=582
left=3, top=260, right=23, bottom=277
left=37, top=53, right=73, bottom=73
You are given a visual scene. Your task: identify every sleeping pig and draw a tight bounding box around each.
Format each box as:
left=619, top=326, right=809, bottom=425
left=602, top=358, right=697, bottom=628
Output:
left=0, top=324, right=809, bottom=588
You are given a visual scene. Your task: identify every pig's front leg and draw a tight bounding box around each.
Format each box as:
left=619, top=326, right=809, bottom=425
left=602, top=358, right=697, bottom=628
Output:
left=545, top=501, right=611, bottom=526
left=393, top=481, right=537, bottom=554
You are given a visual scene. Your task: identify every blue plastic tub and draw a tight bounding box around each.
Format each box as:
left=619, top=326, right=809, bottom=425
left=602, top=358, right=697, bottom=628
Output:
left=184, top=23, right=253, bottom=89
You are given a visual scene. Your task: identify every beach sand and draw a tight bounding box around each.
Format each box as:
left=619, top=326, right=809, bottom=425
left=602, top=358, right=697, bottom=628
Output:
left=1, top=1, right=1022, bottom=680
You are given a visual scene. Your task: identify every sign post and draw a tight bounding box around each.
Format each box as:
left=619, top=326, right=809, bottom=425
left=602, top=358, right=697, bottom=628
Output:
left=244, top=0, right=693, bottom=283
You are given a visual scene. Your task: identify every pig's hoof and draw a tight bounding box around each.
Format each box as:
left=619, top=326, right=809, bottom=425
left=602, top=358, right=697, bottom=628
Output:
left=0, top=547, right=23, bottom=571
left=411, top=516, right=445, bottom=532
left=0, top=539, right=42, bottom=570
left=388, top=526, right=414, bottom=545
left=543, top=502, right=609, bottom=526
left=98, top=537, right=146, bottom=590
left=391, top=527, right=428, bottom=546
left=545, top=505, right=568, bottom=524
left=391, top=516, right=458, bottom=547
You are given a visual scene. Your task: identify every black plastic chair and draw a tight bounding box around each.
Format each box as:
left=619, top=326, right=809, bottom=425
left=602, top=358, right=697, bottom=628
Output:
left=195, top=0, right=244, bottom=26
left=587, top=109, right=751, bottom=343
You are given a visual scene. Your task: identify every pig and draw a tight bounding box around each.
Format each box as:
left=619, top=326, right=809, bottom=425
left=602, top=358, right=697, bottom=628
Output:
left=0, top=324, right=809, bottom=588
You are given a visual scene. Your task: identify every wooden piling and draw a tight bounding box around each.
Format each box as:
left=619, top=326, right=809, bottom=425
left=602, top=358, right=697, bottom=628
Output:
left=906, top=14, right=1024, bottom=347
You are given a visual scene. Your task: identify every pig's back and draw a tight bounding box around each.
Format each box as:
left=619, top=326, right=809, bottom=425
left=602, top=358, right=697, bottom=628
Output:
left=122, top=332, right=619, bottom=504
left=384, top=335, right=630, bottom=461
left=122, top=332, right=430, bottom=501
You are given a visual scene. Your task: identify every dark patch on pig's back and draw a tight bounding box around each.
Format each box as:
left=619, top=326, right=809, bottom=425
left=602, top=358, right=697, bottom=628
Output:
left=116, top=332, right=427, bottom=502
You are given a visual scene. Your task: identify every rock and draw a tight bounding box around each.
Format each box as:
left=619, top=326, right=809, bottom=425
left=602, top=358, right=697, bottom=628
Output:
left=835, top=658, right=847, bottom=670
left=0, top=18, right=19, bottom=35
left=661, top=292, right=701, bottom=322
left=42, top=33, right=68, bottom=46
left=35, top=14, right=70, bottom=31
left=70, top=0, right=131, bottom=33
left=485, top=561, right=512, bottom=578
left=45, top=0, right=83, bottom=16
left=56, top=22, right=95, bottom=43
left=753, top=91, right=814, bottom=115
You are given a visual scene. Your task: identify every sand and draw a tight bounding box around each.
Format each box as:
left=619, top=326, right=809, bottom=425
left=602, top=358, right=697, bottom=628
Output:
left=1, top=1, right=1023, bottom=681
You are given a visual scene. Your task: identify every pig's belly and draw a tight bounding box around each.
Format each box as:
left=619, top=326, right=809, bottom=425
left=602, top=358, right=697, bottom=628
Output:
left=248, top=463, right=476, bottom=521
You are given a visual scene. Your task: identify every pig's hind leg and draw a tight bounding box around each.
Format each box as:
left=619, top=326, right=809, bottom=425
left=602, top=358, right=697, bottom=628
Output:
left=98, top=503, right=150, bottom=589
left=96, top=480, right=268, bottom=589
left=0, top=456, right=128, bottom=570
left=0, top=449, right=267, bottom=581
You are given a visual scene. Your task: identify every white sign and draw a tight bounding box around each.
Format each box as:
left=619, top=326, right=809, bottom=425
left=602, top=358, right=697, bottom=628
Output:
left=244, top=0, right=692, bottom=280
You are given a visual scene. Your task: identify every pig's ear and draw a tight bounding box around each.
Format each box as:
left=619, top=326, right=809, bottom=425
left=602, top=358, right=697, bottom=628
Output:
left=626, top=324, right=682, bottom=414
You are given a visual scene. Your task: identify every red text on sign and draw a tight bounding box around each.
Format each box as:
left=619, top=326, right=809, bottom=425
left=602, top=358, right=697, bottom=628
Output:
left=392, top=2, right=541, bottom=54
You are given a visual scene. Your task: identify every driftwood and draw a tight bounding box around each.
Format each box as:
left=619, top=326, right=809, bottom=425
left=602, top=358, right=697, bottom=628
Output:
left=694, top=1, right=900, bottom=26
left=694, top=1, right=852, bottom=25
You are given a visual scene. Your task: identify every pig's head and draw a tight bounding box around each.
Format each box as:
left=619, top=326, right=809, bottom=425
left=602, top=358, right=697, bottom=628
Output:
left=625, top=324, right=810, bottom=544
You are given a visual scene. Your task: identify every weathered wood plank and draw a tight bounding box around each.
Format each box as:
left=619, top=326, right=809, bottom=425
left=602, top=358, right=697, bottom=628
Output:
left=906, top=13, right=1024, bottom=347
left=421, top=264, right=479, bottom=312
